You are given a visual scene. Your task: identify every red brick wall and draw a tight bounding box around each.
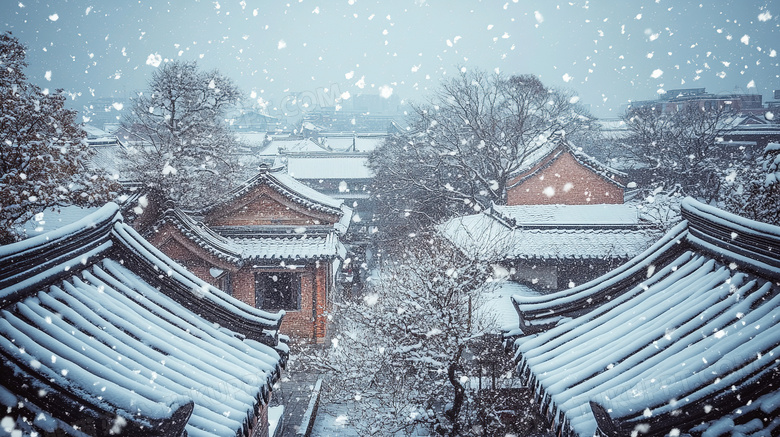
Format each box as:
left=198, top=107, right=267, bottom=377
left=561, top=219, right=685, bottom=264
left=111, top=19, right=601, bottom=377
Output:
left=507, top=152, right=624, bottom=205
left=146, top=223, right=237, bottom=290
left=313, top=262, right=329, bottom=343
left=277, top=269, right=315, bottom=340
left=231, top=270, right=256, bottom=307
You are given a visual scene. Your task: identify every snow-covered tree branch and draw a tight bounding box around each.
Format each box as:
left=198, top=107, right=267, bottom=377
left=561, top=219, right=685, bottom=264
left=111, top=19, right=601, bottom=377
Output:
left=0, top=32, right=117, bottom=243
left=368, top=69, right=595, bottom=242
left=120, top=60, right=243, bottom=207
left=312, top=236, right=500, bottom=436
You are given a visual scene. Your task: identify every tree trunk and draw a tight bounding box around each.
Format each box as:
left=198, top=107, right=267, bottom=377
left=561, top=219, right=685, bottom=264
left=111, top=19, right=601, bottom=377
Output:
left=446, top=345, right=466, bottom=436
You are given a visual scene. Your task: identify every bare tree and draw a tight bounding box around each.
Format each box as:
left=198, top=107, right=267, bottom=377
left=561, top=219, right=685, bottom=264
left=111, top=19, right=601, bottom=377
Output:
left=120, top=61, right=243, bottom=207
left=721, top=142, right=780, bottom=225
left=368, top=70, right=594, bottom=242
left=620, top=103, right=743, bottom=204
left=313, top=235, right=500, bottom=436
left=0, top=32, right=117, bottom=243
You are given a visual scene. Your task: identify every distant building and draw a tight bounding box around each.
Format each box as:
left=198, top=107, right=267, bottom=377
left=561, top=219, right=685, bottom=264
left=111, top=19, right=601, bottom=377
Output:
left=83, top=124, right=127, bottom=180
left=0, top=203, right=287, bottom=436
left=506, top=139, right=627, bottom=206
left=282, top=152, right=375, bottom=235
left=628, top=87, right=765, bottom=114
left=302, top=108, right=402, bottom=133
left=438, top=203, right=655, bottom=289
left=226, top=108, right=280, bottom=132
left=138, top=166, right=352, bottom=343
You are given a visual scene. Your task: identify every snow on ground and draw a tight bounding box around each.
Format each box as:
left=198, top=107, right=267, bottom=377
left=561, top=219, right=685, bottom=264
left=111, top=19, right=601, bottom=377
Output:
left=268, top=405, right=284, bottom=437
left=310, top=402, right=362, bottom=437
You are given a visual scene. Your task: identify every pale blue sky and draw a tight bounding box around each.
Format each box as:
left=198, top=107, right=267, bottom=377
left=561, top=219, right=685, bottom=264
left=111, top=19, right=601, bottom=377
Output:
left=4, top=0, right=778, bottom=118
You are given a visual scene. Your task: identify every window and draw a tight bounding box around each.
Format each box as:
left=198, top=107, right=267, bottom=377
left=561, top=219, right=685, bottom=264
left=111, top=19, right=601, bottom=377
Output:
left=210, top=267, right=232, bottom=295
left=216, top=272, right=232, bottom=295
left=255, top=272, right=301, bottom=311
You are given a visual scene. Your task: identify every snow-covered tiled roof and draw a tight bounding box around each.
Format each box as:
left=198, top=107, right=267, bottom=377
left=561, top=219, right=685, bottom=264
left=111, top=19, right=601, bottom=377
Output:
left=492, top=203, right=640, bottom=226
left=0, top=204, right=286, bottom=437
left=157, top=207, right=347, bottom=262
left=286, top=155, right=373, bottom=180
left=228, top=233, right=347, bottom=261
left=319, top=134, right=386, bottom=152
left=264, top=138, right=327, bottom=155
left=509, top=197, right=780, bottom=437
left=438, top=206, right=655, bottom=261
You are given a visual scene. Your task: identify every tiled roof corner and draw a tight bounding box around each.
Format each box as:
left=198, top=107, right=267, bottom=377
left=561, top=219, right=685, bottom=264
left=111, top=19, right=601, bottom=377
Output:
left=510, top=197, right=780, bottom=436
left=0, top=204, right=287, bottom=436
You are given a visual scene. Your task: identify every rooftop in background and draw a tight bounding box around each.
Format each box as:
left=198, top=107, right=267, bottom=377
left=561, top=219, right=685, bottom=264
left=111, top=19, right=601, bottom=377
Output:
left=439, top=203, right=654, bottom=262
left=492, top=203, right=640, bottom=226
left=285, top=154, right=374, bottom=180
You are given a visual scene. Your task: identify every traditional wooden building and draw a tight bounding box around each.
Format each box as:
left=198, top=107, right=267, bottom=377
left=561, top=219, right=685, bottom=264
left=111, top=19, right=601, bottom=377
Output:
left=507, top=139, right=627, bottom=205
left=143, top=165, right=352, bottom=343
left=508, top=198, right=780, bottom=436
left=0, top=203, right=287, bottom=437
left=438, top=203, right=656, bottom=289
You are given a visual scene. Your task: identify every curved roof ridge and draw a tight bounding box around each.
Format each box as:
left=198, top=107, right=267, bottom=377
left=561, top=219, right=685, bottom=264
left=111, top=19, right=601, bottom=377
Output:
left=201, top=165, right=345, bottom=217
left=508, top=139, right=626, bottom=190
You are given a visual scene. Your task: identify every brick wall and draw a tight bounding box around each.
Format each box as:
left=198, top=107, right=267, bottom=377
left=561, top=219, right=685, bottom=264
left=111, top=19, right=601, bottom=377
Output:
left=231, top=270, right=256, bottom=306
left=277, top=269, right=315, bottom=340
left=147, top=223, right=237, bottom=290
left=507, top=152, right=624, bottom=205
left=313, top=262, right=329, bottom=343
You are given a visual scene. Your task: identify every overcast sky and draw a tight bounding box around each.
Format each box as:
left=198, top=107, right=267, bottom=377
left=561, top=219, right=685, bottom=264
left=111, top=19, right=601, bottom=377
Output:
left=4, top=0, right=778, bottom=119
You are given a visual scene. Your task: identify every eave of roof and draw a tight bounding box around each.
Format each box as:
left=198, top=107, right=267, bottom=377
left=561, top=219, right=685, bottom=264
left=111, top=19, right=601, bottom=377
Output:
left=156, top=206, right=347, bottom=262
left=0, top=204, right=288, bottom=436
left=509, top=198, right=780, bottom=436
left=438, top=207, right=655, bottom=262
